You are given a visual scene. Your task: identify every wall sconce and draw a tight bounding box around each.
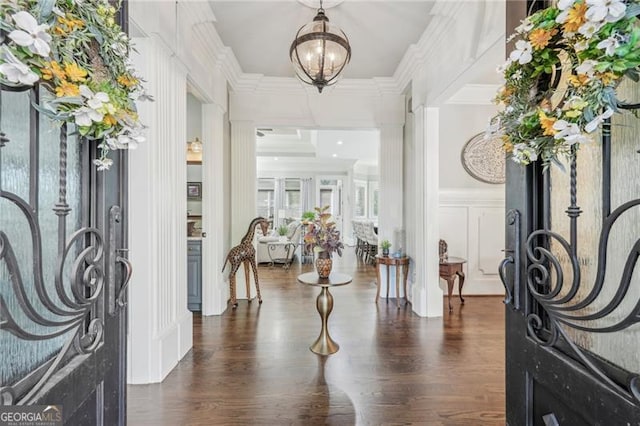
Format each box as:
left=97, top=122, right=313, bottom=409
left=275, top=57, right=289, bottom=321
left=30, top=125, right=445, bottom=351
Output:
left=189, top=137, right=202, bottom=153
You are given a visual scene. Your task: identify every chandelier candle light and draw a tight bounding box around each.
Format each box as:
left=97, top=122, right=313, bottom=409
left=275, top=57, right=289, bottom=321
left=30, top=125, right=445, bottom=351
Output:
left=290, top=0, right=351, bottom=93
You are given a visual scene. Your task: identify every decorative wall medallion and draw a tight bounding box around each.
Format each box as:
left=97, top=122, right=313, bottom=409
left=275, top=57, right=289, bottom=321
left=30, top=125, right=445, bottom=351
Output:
left=460, top=132, right=506, bottom=184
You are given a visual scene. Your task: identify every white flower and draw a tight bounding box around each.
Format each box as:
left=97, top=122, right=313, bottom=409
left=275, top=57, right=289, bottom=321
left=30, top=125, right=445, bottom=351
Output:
left=8, top=11, right=52, bottom=57
left=585, top=108, right=614, bottom=132
left=80, top=85, right=109, bottom=110
left=576, top=59, right=597, bottom=77
left=596, top=35, right=620, bottom=56
left=558, top=0, right=576, bottom=10
left=586, top=0, right=626, bottom=23
left=574, top=40, right=590, bottom=52
left=556, top=0, right=578, bottom=25
left=74, top=106, right=103, bottom=127
left=512, top=70, right=523, bottom=81
left=497, top=58, right=513, bottom=74
left=509, top=40, right=533, bottom=65
left=109, top=131, right=145, bottom=150
left=556, top=10, right=570, bottom=24
left=0, top=47, right=39, bottom=86
left=515, top=18, right=534, bottom=34
left=93, top=158, right=113, bottom=171
left=578, top=21, right=603, bottom=39
left=553, top=120, right=591, bottom=145
left=513, top=143, right=538, bottom=163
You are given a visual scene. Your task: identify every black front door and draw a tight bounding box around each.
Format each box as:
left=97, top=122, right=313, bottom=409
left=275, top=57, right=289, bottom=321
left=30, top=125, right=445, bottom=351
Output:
left=503, top=3, right=640, bottom=424
left=0, top=15, right=130, bottom=426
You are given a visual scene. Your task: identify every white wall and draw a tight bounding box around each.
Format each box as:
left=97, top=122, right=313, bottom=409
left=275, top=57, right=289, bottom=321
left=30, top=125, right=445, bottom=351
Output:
left=128, top=35, right=192, bottom=384
left=438, top=104, right=505, bottom=295
left=128, top=1, right=231, bottom=384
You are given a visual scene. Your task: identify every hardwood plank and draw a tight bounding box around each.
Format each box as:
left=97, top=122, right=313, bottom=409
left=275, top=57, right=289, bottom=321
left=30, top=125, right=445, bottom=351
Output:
left=128, top=251, right=505, bottom=425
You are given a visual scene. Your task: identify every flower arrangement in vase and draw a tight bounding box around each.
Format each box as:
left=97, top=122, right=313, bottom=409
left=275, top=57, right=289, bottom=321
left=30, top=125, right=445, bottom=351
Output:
left=303, top=206, right=344, bottom=278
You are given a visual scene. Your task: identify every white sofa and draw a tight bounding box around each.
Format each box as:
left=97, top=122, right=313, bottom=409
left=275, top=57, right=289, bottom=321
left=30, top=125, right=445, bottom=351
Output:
left=256, top=221, right=302, bottom=265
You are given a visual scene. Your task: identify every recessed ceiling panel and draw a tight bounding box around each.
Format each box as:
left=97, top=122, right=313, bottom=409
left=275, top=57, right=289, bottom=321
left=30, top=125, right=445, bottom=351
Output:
left=209, top=1, right=434, bottom=78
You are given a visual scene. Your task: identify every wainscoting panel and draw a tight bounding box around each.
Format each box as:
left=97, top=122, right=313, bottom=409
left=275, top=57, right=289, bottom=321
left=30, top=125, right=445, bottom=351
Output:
left=439, top=189, right=505, bottom=295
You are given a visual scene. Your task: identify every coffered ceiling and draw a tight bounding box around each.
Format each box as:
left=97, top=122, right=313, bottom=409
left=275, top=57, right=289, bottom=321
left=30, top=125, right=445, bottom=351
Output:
left=208, top=1, right=435, bottom=79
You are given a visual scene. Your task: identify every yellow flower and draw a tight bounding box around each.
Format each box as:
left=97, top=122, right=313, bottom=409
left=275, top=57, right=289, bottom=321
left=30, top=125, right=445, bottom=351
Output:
left=41, top=61, right=66, bottom=81
left=564, top=110, right=582, bottom=118
left=538, top=111, right=557, bottom=136
left=564, top=2, right=587, bottom=33
left=53, top=26, right=67, bottom=36
left=502, top=135, right=513, bottom=153
left=529, top=29, right=557, bottom=50
left=597, top=72, right=618, bottom=86
left=117, top=75, right=139, bottom=88
left=568, top=73, right=590, bottom=87
left=103, top=114, right=117, bottom=126
left=55, top=81, right=80, bottom=97
left=64, top=63, right=88, bottom=82
left=57, top=16, right=85, bottom=32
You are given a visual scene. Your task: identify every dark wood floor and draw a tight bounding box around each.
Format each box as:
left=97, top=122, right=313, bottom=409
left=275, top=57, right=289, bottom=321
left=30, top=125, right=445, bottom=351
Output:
left=127, top=252, right=505, bottom=425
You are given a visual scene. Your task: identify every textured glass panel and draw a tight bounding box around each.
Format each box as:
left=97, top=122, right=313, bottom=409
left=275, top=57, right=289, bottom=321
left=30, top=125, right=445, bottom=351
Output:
left=0, top=88, right=81, bottom=386
left=550, top=77, right=640, bottom=374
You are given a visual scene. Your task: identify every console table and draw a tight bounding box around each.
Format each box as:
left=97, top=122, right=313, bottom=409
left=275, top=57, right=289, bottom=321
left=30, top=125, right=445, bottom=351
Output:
left=297, top=272, right=352, bottom=355
left=439, top=257, right=466, bottom=312
left=375, top=255, right=410, bottom=309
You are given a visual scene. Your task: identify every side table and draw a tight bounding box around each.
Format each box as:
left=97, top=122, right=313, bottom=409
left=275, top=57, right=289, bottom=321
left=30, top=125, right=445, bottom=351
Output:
left=297, top=272, right=352, bottom=355
left=267, top=240, right=296, bottom=269
left=439, top=257, right=467, bottom=312
left=375, top=255, right=410, bottom=309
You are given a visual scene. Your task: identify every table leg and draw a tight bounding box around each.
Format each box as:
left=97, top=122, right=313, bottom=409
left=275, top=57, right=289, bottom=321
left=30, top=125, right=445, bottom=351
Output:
left=403, top=264, right=409, bottom=307
left=386, top=264, right=390, bottom=303
left=375, top=262, right=382, bottom=303
left=457, top=270, right=465, bottom=304
left=395, top=265, right=400, bottom=309
left=446, top=277, right=454, bottom=312
left=310, top=287, right=339, bottom=355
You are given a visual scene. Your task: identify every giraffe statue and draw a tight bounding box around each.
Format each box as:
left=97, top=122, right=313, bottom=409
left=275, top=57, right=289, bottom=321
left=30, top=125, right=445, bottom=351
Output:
left=222, top=217, right=270, bottom=308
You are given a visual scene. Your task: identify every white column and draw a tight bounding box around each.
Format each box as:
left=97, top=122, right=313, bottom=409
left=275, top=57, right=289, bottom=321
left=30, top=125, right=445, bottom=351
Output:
left=128, top=35, right=192, bottom=384
left=201, top=103, right=227, bottom=315
left=230, top=120, right=257, bottom=300
left=378, top=125, right=404, bottom=298
left=411, top=105, right=443, bottom=317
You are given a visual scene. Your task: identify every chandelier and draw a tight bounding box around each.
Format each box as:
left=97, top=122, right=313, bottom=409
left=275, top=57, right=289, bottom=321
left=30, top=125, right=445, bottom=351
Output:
left=289, top=0, right=351, bottom=93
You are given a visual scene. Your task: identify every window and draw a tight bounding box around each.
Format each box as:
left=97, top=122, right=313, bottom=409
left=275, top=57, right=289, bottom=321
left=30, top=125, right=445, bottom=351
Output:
left=354, top=180, right=367, bottom=217
left=369, top=181, right=379, bottom=219
left=257, top=178, right=275, bottom=222
left=284, top=179, right=301, bottom=219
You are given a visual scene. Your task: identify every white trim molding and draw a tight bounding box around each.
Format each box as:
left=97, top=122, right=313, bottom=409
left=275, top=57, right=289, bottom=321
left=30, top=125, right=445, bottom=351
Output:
left=439, top=188, right=506, bottom=296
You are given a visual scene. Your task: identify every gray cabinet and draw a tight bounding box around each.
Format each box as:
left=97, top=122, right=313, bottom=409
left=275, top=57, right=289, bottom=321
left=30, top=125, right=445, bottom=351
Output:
left=187, top=240, right=202, bottom=311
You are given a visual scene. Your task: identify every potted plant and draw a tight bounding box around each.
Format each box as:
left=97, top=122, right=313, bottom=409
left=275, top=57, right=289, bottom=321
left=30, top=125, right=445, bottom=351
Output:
left=301, top=211, right=316, bottom=224
left=277, top=224, right=289, bottom=237
left=380, top=240, right=391, bottom=257
left=304, top=206, right=344, bottom=278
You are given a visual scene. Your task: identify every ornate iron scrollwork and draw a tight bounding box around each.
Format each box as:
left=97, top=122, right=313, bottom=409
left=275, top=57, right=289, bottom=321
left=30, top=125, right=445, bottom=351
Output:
left=524, top=137, right=640, bottom=403
left=0, top=86, right=106, bottom=405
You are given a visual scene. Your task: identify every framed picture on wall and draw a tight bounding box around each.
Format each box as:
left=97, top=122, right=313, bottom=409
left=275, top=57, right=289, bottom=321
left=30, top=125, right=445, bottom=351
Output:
left=187, top=182, right=202, bottom=200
